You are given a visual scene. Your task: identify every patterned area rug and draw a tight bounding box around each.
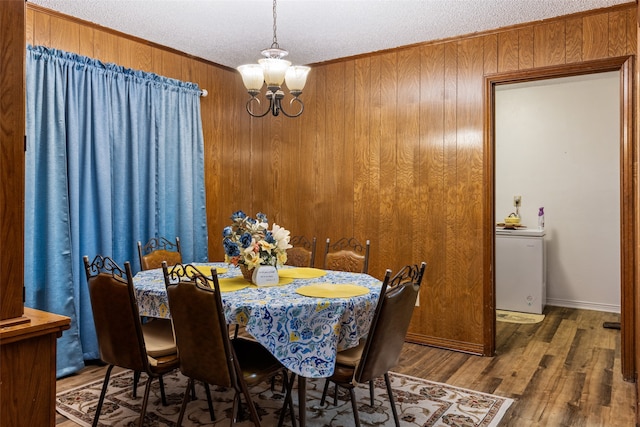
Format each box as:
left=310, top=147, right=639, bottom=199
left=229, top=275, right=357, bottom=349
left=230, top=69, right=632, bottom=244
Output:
left=56, top=369, right=513, bottom=426
left=496, top=309, right=546, bottom=324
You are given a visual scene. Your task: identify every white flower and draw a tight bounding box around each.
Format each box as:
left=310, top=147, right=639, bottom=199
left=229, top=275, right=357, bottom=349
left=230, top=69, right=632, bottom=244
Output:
left=271, top=223, right=292, bottom=250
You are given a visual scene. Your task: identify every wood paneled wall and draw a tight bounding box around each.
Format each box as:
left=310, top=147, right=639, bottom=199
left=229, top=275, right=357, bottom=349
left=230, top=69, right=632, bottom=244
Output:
left=25, top=4, right=636, bottom=355
left=236, top=4, right=637, bottom=354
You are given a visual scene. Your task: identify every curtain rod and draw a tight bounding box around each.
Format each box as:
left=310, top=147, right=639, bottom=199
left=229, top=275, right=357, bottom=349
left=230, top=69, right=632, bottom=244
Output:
left=200, top=89, right=208, bottom=97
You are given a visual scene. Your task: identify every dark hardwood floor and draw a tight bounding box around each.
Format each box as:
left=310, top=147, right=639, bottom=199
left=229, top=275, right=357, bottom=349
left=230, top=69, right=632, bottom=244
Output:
left=56, top=306, right=636, bottom=426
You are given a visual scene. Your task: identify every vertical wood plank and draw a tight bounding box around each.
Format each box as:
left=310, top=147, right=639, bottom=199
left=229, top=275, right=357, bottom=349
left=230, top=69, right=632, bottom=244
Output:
left=412, top=42, right=446, bottom=336
left=213, top=68, right=243, bottom=259
left=483, top=34, right=498, bottom=75
left=78, top=25, right=94, bottom=58
left=199, top=61, right=216, bottom=256
left=534, top=21, right=566, bottom=67
left=608, top=10, right=628, bottom=57
left=497, top=29, right=519, bottom=72
left=367, top=55, right=382, bottom=276
left=277, top=104, right=295, bottom=232
left=266, top=114, right=284, bottom=223
left=565, top=17, right=583, bottom=63
left=50, top=15, right=78, bottom=54
left=33, top=9, right=50, bottom=46
left=130, top=40, right=152, bottom=73
left=341, top=61, right=358, bottom=241
left=625, top=7, right=636, bottom=54
left=343, top=61, right=356, bottom=235
left=250, top=99, right=269, bottom=218
left=353, top=57, right=371, bottom=251
left=312, top=66, right=329, bottom=240
left=116, top=37, right=133, bottom=68
left=160, top=50, right=182, bottom=81
left=93, top=29, right=119, bottom=64
left=377, top=52, right=398, bottom=270
left=25, top=7, right=34, bottom=46
left=456, top=37, right=486, bottom=343
left=252, top=89, right=269, bottom=217
left=442, top=41, right=458, bottom=335
left=583, top=13, right=609, bottom=60
left=323, top=63, right=351, bottom=239
left=518, top=27, right=534, bottom=69
left=232, top=72, right=254, bottom=218
left=397, top=47, right=421, bottom=269
left=287, top=63, right=319, bottom=242
left=278, top=108, right=301, bottom=234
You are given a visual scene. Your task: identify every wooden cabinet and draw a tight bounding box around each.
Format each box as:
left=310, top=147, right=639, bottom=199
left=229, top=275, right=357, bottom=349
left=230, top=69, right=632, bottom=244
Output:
left=0, top=308, right=70, bottom=427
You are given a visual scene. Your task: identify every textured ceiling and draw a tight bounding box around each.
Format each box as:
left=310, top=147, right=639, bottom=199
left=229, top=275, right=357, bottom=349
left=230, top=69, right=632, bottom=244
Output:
left=28, top=0, right=632, bottom=69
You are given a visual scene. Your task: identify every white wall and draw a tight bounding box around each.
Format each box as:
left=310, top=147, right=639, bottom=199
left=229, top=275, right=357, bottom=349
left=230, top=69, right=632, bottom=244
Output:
left=495, top=71, right=620, bottom=313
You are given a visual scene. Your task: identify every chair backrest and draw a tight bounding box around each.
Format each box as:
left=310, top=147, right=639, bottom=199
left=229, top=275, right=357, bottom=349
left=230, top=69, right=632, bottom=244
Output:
left=355, top=262, right=426, bottom=383
left=83, top=255, right=149, bottom=372
left=138, top=236, right=182, bottom=270
left=323, top=237, right=370, bottom=274
left=163, top=263, right=239, bottom=389
left=287, top=236, right=317, bottom=267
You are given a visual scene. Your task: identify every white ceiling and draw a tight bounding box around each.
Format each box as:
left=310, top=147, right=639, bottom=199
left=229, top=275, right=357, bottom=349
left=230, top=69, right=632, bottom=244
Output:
left=28, top=0, right=632, bottom=69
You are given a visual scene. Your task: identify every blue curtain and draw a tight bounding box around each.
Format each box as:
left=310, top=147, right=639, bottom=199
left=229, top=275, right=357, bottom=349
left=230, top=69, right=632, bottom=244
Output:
left=25, top=45, right=209, bottom=377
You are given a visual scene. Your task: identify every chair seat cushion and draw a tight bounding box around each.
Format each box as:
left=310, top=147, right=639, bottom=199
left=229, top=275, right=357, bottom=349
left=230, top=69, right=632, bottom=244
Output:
left=336, top=339, right=365, bottom=367
left=232, top=337, right=282, bottom=385
left=142, top=318, right=176, bottom=357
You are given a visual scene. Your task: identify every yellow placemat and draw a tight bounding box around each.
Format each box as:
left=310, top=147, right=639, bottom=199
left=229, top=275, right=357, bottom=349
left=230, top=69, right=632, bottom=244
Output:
left=295, top=283, right=369, bottom=298
left=255, top=277, right=294, bottom=286
left=229, top=275, right=295, bottom=287
left=186, top=265, right=228, bottom=276
left=279, top=267, right=327, bottom=279
left=216, top=277, right=251, bottom=292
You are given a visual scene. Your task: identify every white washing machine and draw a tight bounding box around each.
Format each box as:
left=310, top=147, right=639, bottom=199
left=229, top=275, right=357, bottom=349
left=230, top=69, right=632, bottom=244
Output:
left=495, top=227, right=546, bottom=314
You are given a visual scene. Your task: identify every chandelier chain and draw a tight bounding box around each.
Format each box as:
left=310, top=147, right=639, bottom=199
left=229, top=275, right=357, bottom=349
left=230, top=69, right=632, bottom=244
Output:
left=271, top=0, right=279, bottom=49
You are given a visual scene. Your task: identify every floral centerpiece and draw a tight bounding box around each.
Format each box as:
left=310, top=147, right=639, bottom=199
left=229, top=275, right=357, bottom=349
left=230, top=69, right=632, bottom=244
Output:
left=222, top=211, right=292, bottom=276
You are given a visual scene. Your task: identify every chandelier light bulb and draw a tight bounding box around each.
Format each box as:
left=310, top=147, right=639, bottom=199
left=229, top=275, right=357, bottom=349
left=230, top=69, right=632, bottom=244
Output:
left=285, top=66, right=311, bottom=92
left=237, top=64, right=265, bottom=92
left=258, top=58, right=291, bottom=87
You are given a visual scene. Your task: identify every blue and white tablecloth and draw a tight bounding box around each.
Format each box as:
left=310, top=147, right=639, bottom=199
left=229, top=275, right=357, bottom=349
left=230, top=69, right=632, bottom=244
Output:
left=133, top=263, right=383, bottom=378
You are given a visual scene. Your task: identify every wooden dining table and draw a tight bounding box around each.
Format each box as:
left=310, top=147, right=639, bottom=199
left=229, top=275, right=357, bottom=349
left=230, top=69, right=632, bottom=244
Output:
left=133, top=262, right=383, bottom=426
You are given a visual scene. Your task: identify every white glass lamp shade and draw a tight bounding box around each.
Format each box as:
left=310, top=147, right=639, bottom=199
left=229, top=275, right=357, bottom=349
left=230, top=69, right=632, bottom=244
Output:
left=259, top=58, right=291, bottom=87
left=285, top=66, right=311, bottom=92
left=237, top=64, right=265, bottom=91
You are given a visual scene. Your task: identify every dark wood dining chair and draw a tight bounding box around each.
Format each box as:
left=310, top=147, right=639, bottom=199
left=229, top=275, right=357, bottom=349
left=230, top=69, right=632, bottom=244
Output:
left=161, top=262, right=217, bottom=420
left=83, top=255, right=179, bottom=427
left=319, top=262, right=427, bottom=427
left=135, top=235, right=182, bottom=398
left=163, top=263, right=297, bottom=427
left=323, top=237, right=370, bottom=274
left=137, top=236, right=182, bottom=270
left=286, top=236, right=317, bottom=267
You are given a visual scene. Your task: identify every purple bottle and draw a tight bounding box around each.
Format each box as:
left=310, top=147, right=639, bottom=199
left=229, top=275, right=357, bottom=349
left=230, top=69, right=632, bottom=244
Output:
left=538, top=207, right=545, bottom=230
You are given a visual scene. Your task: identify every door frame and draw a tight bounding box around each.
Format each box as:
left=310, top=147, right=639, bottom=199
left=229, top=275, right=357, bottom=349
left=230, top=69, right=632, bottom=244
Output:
left=483, top=56, right=635, bottom=380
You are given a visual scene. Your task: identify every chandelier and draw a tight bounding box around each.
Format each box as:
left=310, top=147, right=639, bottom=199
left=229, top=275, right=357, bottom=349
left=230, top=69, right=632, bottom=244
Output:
left=237, top=0, right=310, bottom=118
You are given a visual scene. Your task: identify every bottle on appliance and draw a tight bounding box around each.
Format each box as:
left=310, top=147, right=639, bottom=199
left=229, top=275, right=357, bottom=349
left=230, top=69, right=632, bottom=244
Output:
left=538, top=207, right=545, bottom=230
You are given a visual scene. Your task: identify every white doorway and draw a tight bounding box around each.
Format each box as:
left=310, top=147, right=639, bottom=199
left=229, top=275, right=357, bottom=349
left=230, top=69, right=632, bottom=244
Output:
left=494, top=72, right=620, bottom=313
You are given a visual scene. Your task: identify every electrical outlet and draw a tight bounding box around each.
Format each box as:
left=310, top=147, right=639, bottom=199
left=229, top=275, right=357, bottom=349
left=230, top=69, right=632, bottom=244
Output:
left=514, top=195, right=521, bottom=207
